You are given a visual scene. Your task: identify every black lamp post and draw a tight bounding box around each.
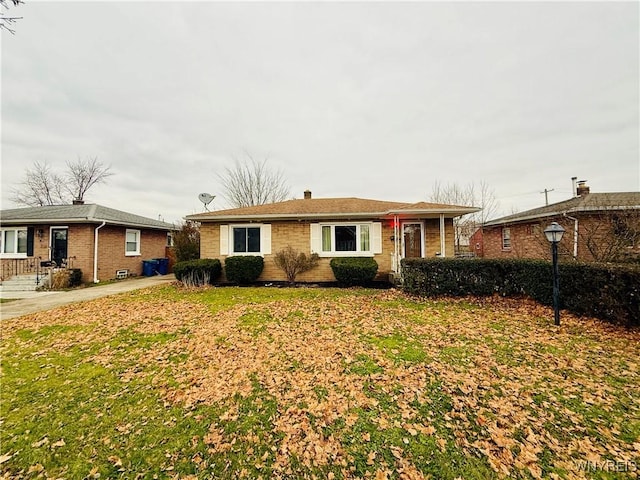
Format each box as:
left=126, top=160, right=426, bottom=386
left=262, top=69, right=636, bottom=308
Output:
left=544, top=222, right=566, bottom=325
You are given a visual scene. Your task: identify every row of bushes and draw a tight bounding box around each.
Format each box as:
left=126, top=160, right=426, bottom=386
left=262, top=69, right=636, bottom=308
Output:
left=173, top=257, right=265, bottom=286
left=401, top=258, right=640, bottom=326
left=174, top=256, right=379, bottom=287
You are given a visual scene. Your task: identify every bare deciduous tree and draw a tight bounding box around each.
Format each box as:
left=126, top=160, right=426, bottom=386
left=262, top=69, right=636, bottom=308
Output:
left=1, top=0, right=23, bottom=35
left=65, top=157, right=113, bottom=203
left=429, top=180, right=499, bottom=254
left=579, top=209, right=640, bottom=263
left=218, top=154, right=290, bottom=208
left=11, top=161, right=67, bottom=206
left=11, top=157, right=113, bottom=206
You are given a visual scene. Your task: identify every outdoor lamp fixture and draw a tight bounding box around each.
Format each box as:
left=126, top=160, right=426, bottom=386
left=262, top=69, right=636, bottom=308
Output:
left=543, top=222, right=565, bottom=326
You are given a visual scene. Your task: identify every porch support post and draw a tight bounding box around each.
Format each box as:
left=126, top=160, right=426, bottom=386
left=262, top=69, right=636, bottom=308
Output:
left=439, top=214, right=446, bottom=257
left=393, top=215, right=400, bottom=273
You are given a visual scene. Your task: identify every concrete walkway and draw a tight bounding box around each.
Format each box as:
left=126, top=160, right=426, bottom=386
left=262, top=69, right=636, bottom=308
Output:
left=0, top=274, right=175, bottom=321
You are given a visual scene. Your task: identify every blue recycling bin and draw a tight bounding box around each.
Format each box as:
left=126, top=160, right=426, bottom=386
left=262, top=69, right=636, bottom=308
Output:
left=154, top=258, right=169, bottom=275
left=142, top=259, right=160, bottom=276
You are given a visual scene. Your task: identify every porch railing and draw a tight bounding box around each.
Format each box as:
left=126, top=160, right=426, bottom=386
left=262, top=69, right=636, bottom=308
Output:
left=0, top=257, right=65, bottom=286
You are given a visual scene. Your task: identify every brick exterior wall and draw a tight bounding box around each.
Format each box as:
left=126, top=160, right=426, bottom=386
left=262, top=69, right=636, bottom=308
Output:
left=480, top=213, right=640, bottom=262
left=199, top=218, right=456, bottom=283
left=95, top=226, right=169, bottom=282
left=1, top=223, right=169, bottom=284
left=481, top=222, right=551, bottom=260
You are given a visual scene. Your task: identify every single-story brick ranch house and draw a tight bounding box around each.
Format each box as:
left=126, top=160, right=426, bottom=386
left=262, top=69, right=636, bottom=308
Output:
left=0, top=203, right=174, bottom=285
left=472, top=183, right=640, bottom=263
left=187, top=191, right=479, bottom=283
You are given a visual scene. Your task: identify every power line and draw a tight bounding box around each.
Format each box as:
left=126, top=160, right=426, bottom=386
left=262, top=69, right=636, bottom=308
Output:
left=540, top=188, right=554, bottom=206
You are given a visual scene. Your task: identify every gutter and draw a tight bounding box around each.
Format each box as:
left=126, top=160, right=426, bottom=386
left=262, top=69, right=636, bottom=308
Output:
left=186, top=208, right=479, bottom=223
left=93, top=221, right=106, bottom=283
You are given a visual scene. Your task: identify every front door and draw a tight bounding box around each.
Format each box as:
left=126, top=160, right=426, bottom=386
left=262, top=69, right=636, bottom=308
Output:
left=51, top=228, right=68, bottom=266
left=402, top=223, right=423, bottom=258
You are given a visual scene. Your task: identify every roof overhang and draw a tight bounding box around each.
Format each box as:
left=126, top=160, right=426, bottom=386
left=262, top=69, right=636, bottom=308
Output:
left=483, top=204, right=640, bottom=227
left=0, top=218, right=173, bottom=231
left=187, top=207, right=480, bottom=223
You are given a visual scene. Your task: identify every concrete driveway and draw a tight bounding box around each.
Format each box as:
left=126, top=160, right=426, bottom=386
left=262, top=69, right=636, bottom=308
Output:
left=0, top=274, right=175, bottom=321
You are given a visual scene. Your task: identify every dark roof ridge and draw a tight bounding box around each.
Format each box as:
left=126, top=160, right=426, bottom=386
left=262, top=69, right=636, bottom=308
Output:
left=484, top=192, right=640, bottom=226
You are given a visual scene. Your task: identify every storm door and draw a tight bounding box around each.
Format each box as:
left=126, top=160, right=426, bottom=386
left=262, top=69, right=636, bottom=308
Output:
left=402, top=223, right=424, bottom=258
left=51, top=228, right=68, bottom=266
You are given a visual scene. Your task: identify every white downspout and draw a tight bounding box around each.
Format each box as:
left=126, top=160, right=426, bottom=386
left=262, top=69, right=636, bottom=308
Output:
left=394, top=215, right=400, bottom=273
left=439, top=214, right=446, bottom=257
left=93, top=221, right=106, bottom=283
left=563, top=214, right=578, bottom=260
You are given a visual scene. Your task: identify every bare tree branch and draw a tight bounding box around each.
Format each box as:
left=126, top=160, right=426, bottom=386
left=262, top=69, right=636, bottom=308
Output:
left=1, top=0, right=24, bottom=35
left=11, top=161, right=67, bottom=206
left=65, top=157, right=114, bottom=202
left=218, top=153, right=290, bottom=208
left=11, top=157, right=113, bottom=207
left=429, top=180, right=499, bottom=254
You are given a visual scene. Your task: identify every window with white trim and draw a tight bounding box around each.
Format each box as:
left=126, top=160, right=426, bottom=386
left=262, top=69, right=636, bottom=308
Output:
left=233, top=226, right=261, bottom=253
left=220, top=224, right=272, bottom=256
left=502, top=228, right=511, bottom=250
left=1, top=228, right=28, bottom=256
left=125, top=229, right=141, bottom=256
left=317, top=223, right=376, bottom=256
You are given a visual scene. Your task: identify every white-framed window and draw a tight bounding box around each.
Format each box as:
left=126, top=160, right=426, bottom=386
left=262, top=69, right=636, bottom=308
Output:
left=502, top=227, right=511, bottom=250
left=1, top=228, right=28, bottom=257
left=311, top=222, right=382, bottom=257
left=220, top=224, right=272, bottom=256
left=125, top=229, right=141, bottom=256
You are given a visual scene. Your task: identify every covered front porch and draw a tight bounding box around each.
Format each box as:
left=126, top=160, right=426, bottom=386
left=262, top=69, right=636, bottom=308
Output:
left=388, top=213, right=455, bottom=276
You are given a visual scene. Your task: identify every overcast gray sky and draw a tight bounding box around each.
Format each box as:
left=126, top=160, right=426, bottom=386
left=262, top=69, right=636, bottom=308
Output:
left=2, top=1, right=638, bottom=224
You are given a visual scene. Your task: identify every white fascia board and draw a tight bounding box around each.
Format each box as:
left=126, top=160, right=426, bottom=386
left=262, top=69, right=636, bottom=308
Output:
left=187, top=208, right=480, bottom=223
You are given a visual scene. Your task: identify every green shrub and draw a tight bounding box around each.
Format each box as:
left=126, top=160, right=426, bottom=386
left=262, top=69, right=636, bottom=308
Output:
left=401, top=258, right=640, bottom=326
left=225, top=256, right=264, bottom=284
left=172, top=220, right=200, bottom=263
left=330, top=257, right=378, bottom=286
left=173, top=259, right=222, bottom=286
left=69, top=268, right=82, bottom=287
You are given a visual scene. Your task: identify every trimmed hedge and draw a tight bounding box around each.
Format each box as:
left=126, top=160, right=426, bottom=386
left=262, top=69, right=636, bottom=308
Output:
left=401, top=258, right=640, bottom=326
left=173, top=259, right=222, bottom=286
left=330, top=257, right=378, bottom=286
left=225, top=256, right=264, bottom=285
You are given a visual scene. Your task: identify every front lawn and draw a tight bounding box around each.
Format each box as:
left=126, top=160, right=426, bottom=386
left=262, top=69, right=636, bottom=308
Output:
left=1, top=286, right=638, bottom=479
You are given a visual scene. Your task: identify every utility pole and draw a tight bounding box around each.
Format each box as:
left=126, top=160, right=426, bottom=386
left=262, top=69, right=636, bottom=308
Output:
left=540, top=188, right=554, bottom=206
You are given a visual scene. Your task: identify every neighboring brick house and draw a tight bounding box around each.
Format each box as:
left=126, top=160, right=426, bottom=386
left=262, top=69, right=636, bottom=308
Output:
left=186, top=191, right=479, bottom=283
left=0, top=203, right=174, bottom=284
left=476, top=184, right=640, bottom=263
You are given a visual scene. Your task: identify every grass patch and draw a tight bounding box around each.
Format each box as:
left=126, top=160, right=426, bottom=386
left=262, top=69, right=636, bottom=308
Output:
left=1, top=286, right=639, bottom=479
left=367, top=332, right=429, bottom=364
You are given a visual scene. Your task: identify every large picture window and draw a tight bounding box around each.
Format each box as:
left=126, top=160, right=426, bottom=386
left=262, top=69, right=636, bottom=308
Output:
left=321, top=224, right=371, bottom=254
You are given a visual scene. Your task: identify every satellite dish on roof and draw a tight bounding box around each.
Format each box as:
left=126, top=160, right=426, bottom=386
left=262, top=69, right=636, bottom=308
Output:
left=198, top=193, right=215, bottom=211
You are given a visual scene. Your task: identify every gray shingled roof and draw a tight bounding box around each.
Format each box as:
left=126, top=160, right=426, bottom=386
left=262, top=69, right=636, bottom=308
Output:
left=484, top=192, right=640, bottom=227
left=187, top=197, right=479, bottom=222
left=0, top=204, right=174, bottom=230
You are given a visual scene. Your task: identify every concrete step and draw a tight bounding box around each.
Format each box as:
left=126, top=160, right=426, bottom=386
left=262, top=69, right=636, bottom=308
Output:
left=0, top=274, right=47, bottom=292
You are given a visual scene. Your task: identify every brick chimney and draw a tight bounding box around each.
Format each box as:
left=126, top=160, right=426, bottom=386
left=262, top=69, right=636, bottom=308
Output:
left=576, top=181, right=590, bottom=196
left=304, top=190, right=312, bottom=200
